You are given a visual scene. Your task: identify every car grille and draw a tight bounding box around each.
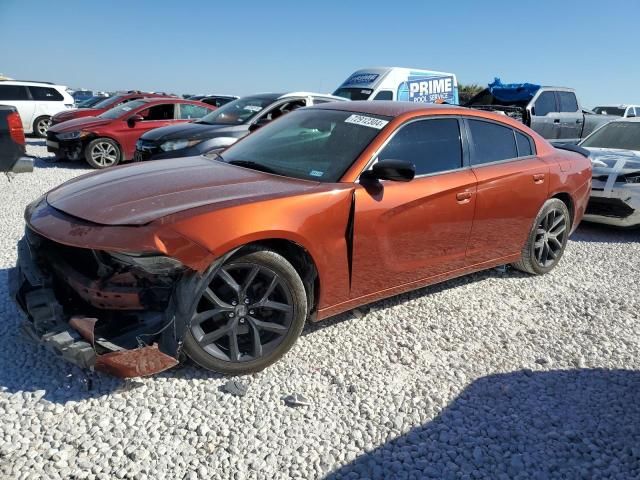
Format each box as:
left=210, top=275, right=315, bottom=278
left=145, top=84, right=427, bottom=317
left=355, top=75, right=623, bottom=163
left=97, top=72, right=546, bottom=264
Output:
left=586, top=197, right=635, bottom=218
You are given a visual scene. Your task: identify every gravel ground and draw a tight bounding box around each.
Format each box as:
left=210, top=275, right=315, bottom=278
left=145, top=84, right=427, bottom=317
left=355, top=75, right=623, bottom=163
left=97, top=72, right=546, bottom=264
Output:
left=1, top=139, right=639, bottom=479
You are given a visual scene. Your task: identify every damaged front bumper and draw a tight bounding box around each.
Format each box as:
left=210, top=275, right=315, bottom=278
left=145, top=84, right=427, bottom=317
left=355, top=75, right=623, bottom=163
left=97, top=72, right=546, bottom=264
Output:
left=584, top=181, right=640, bottom=227
left=9, top=232, right=191, bottom=377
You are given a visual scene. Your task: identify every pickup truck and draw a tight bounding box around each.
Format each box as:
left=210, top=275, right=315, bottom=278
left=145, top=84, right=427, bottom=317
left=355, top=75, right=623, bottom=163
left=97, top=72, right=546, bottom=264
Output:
left=0, top=105, right=33, bottom=175
left=465, top=80, right=617, bottom=145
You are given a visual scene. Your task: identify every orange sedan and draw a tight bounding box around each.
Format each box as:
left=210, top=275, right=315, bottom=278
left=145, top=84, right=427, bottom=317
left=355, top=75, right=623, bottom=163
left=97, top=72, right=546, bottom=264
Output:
left=10, top=102, right=592, bottom=377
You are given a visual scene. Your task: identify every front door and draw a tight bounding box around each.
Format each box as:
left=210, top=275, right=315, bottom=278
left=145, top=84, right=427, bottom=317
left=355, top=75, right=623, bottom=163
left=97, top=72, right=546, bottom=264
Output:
left=115, top=103, right=177, bottom=159
left=350, top=117, right=477, bottom=298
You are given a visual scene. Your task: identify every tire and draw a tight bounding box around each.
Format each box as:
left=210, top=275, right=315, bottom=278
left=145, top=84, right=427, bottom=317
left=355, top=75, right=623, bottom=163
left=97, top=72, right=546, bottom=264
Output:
left=33, top=116, right=51, bottom=138
left=512, top=198, right=570, bottom=275
left=183, top=249, right=308, bottom=375
left=84, top=138, right=121, bottom=169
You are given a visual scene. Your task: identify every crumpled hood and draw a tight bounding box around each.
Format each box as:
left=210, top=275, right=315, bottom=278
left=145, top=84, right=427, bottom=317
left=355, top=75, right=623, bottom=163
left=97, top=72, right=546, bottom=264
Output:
left=46, top=156, right=319, bottom=225
left=585, top=148, right=640, bottom=179
left=140, top=122, right=245, bottom=142
left=48, top=116, right=112, bottom=133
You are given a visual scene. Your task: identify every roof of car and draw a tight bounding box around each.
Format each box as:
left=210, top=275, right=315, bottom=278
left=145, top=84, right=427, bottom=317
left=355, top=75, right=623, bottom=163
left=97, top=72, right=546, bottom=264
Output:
left=309, top=100, right=464, bottom=117
left=0, top=79, right=67, bottom=88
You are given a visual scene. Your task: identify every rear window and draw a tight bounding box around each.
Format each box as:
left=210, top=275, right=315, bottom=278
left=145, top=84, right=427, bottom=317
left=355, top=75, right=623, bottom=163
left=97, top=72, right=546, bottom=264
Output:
left=581, top=122, right=640, bottom=151
left=0, top=84, right=29, bottom=101
left=593, top=106, right=625, bottom=116
left=515, top=131, right=535, bottom=156
left=29, top=86, right=64, bottom=101
left=557, top=92, right=578, bottom=112
left=468, top=119, right=518, bottom=165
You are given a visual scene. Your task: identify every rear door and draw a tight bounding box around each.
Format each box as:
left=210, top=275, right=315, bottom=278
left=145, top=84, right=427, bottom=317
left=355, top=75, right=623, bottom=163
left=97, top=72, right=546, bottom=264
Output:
left=530, top=90, right=559, bottom=140
left=464, top=118, right=549, bottom=264
left=556, top=91, right=582, bottom=144
left=0, top=85, right=34, bottom=131
left=350, top=117, right=477, bottom=298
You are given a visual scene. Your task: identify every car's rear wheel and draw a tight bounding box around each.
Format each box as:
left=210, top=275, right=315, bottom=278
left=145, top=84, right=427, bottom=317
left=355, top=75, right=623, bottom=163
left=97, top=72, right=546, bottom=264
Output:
left=512, top=198, right=570, bottom=275
left=85, top=138, right=121, bottom=169
left=33, top=116, right=51, bottom=138
left=183, top=249, right=307, bottom=375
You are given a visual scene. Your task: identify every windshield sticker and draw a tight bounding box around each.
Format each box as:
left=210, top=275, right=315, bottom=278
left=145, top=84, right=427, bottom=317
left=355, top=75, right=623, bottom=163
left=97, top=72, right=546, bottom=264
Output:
left=244, top=105, right=263, bottom=112
left=309, top=170, right=324, bottom=177
left=121, top=106, right=132, bottom=111
left=345, top=114, right=388, bottom=130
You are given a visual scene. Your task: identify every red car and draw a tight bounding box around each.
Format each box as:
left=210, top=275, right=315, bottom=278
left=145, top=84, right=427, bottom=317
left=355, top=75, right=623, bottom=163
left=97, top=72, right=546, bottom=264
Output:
left=47, top=98, right=216, bottom=168
left=49, top=91, right=173, bottom=126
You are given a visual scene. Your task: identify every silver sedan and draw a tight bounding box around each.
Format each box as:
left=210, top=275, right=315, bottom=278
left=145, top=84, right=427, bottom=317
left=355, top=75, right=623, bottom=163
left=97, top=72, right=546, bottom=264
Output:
left=580, top=118, right=640, bottom=227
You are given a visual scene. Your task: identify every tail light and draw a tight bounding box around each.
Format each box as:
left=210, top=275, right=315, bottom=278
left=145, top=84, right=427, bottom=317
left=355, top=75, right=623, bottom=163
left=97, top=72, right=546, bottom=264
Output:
left=7, top=111, right=25, bottom=145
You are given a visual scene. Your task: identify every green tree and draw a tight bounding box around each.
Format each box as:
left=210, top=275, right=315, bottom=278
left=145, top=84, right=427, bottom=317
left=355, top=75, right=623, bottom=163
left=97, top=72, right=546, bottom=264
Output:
left=458, top=83, right=484, bottom=104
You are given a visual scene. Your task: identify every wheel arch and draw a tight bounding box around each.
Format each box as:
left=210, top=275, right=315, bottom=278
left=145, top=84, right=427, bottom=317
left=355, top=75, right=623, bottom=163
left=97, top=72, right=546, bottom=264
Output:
left=234, top=239, right=320, bottom=318
left=551, top=191, right=575, bottom=228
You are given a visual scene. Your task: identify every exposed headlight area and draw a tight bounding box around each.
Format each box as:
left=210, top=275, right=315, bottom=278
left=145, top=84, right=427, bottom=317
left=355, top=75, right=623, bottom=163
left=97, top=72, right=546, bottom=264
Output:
left=56, top=130, right=91, bottom=141
left=159, top=139, right=203, bottom=152
left=108, top=251, right=185, bottom=275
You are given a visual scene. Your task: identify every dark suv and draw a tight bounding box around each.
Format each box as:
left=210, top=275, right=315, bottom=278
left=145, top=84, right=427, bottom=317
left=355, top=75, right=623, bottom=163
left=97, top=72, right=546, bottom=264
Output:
left=134, top=92, right=346, bottom=161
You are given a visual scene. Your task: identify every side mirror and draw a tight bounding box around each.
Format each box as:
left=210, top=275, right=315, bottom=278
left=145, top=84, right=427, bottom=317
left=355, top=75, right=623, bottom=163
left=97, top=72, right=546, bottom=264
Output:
left=248, top=117, right=271, bottom=132
left=360, top=159, right=415, bottom=183
left=127, top=114, right=144, bottom=127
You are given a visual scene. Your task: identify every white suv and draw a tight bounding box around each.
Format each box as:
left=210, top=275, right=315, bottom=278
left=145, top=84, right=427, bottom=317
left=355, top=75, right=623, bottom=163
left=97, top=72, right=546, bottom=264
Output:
left=0, top=80, right=75, bottom=137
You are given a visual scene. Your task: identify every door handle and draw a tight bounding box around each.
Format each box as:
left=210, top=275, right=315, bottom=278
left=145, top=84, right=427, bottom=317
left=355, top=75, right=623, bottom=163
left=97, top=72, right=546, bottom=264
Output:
left=456, top=191, right=472, bottom=203
left=553, top=119, right=560, bottom=123
left=533, top=173, right=545, bottom=184
left=576, top=119, right=583, bottom=124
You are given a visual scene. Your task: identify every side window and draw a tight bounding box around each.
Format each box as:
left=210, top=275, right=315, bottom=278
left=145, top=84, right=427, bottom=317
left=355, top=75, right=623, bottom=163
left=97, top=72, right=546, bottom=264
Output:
left=558, top=92, right=578, bottom=112
left=533, top=91, right=556, bottom=116
left=0, top=85, right=29, bottom=101
left=141, top=104, right=175, bottom=121
left=29, top=86, right=64, bottom=101
left=468, top=119, right=518, bottom=165
left=377, top=118, right=462, bottom=176
left=515, top=131, right=535, bottom=157
left=373, top=90, right=393, bottom=101
left=179, top=104, right=209, bottom=119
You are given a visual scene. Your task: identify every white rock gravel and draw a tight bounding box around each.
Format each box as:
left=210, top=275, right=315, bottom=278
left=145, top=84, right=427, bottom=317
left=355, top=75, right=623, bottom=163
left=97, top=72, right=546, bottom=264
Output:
left=0, top=139, right=639, bottom=479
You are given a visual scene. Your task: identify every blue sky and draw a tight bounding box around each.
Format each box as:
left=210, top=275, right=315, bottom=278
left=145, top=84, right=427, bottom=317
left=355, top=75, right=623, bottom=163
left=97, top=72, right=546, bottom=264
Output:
left=1, top=0, right=638, bottom=108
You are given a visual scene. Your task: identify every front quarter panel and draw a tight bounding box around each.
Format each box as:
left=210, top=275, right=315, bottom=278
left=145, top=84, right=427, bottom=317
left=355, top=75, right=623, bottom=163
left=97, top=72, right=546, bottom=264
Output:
left=164, top=186, right=355, bottom=309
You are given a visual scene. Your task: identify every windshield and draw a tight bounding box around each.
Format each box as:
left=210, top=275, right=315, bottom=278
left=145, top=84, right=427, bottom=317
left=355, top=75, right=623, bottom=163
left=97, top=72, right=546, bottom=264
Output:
left=197, top=96, right=278, bottom=125
left=593, top=106, right=625, bottom=116
left=333, top=87, right=373, bottom=101
left=92, top=95, right=125, bottom=110
left=78, top=96, right=107, bottom=108
left=581, top=122, right=640, bottom=151
left=98, top=100, right=147, bottom=119
left=219, top=109, right=390, bottom=182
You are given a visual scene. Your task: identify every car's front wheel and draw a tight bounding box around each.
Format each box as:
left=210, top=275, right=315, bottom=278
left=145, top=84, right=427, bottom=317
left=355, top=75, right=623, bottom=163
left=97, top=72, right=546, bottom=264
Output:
left=85, top=138, right=121, bottom=169
left=183, top=249, right=307, bottom=375
left=512, top=198, right=570, bottom=275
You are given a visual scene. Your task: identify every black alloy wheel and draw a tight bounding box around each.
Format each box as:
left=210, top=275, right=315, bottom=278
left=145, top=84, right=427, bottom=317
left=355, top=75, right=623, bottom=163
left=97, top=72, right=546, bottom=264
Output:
left=183, top=249, right=307, bottom=374
left=512, top=198, right=570, bottom=275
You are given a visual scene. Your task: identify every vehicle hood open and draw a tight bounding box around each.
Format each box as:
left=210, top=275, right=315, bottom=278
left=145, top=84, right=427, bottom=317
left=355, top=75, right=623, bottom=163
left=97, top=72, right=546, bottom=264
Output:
left=586, top=148, right=640, bottom=178
left=48, top=116, right=112, bottom=133
left=140, top=122, right=245, bottom=142
left=46, top=156, right=320, bottom=225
